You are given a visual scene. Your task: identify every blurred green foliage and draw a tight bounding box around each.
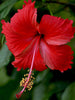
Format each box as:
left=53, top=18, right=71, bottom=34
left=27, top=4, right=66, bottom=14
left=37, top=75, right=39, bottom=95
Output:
left=0, top=0, right=75, bottom=100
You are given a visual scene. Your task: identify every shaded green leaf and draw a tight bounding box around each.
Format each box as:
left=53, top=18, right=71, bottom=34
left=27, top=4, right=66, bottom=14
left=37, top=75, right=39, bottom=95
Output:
left=0, top=43, right=11, bottom=69
left=47, top=3, right=65, bottom=14
left=33, top=81, right=68, bottom=100
left=47, top=4, right=53, bottom=16
left=42, top=0, right=46, bottom=3
left=61, top=82, right=75, bottom=100
left=35, top=69, right=50, bottom=83
left=0, top=79, right=17, bottom=100
left=0, top=0, right=17, bottom=19
left=32, top=83, right=46, bottom=100
left=0, top=67, right=10, bottom=86
left=1, top=34, right=5, bottom=46
left=0, top=0, right=17, bottom=11
left=14, top=0, right=24, bottom=9
left=54, top=8, right=75, bottom=24
left=43, top=81, right=69, bottom=100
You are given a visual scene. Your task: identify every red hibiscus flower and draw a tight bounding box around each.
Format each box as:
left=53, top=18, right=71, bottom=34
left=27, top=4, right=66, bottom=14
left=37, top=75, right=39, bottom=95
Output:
left=1, top=0, right=74, bottom=99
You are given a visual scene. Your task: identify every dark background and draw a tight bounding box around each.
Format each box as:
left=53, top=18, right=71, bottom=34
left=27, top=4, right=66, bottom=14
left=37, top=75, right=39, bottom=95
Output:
left=0, top=0, right=75, bottom=100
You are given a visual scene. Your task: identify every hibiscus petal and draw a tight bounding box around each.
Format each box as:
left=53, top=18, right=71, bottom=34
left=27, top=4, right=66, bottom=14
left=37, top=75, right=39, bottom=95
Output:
left=12, top=37, right=47, bottom=71
left=1, top=21, right=33, bottom=56
left=39, top=15, right=74, bottom=45
left=1, top=1, right=38, bottom=56
left=40, top=39, right=73, bottom=72
left=10, top=1, right=37, bottom=37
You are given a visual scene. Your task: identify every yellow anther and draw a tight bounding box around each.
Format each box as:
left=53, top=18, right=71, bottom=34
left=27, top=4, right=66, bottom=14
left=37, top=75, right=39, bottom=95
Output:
left=32, top=73, right=34, bottom=75
left=24, top=74, right=28, bottom=77
left=33, top=77, right=35, bottom=80
left=30, top=76, right=33, bottom=78
left=20, top=69, right=35, bottom=92
left=30, top=81, right=33, bottom=85
left=25, top=78, right=27, bottom=81
left=29, top=79, right=31, bottom=81
left=24, top=74, right=26, bottom=77
left=22, top=80, right=25, bottom=83
left=28, top=85, right=32, bottom=91
left=22, top=78, right=24, bottom=80
left=20, top=83, right=22, bottom=86
left=28, top=88, right=31, bottom=91
left=27, top=69, right=30, bottom=72
left=27, top=86, right=29, bottom=89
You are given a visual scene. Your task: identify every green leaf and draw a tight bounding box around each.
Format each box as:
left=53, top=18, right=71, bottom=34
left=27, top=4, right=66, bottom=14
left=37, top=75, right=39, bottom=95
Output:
left=33, top=81, right=68, bottom=100
left=32, top=83, right=46, bottom=100
left=32, top=69, right=53, bottom=100
left=14, top=0, right=24, bottom=10
left=0, top=0, right=17, bottom=11
left=0, top=78, right=17, bottom=100
left=0, top=0, right=17, bottom=19
left=61, top=82, right=75, bottom=100
left=0, top=69, right=31, bottom=100
left=47, top=3, right=65, bottom=14
left=43, top=81, right=68, bottom=100
left=35, top=69, right=50, bottom=83
left=47, top=4, right=53, bottom=16
left=55, top=8, right=75, bottom=23
left=0, top=43, right=11, bottom=69
left=59, top=0, right=75, bottom=3
left=0, top=4, right=14, bottom=19
left=0, top=67, right=10, bottom=86
left=1, top=34, right=5, bottom=46
left=68, top=36, right=75, bottom=50
left=42, top=0, right=46, bottom=3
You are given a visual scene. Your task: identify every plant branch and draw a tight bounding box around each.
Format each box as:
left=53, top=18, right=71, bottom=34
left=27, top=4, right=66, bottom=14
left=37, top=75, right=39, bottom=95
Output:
left=46, top=0, right=75, bottom=7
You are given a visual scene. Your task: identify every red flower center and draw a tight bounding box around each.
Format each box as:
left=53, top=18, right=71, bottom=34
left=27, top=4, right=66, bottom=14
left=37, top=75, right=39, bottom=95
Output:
left=35, top=32, right=44, bottom=39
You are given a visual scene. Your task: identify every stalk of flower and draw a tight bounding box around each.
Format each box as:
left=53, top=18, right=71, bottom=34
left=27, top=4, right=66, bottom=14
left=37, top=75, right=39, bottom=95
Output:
left=1, top=0, right=75, bottom=99
left=16, top=38, right=39, bottom=99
